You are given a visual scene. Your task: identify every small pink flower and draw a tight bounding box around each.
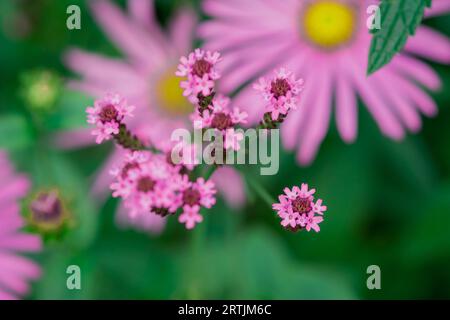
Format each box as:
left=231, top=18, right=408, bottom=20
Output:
left=298, top=183, right=315, bottom=198
left=180, top=177, right=217, bottom=210
left=303, top=212, right=324, bottom=233
left=279, top=208, right=299, bottom=229
left=195, top=74, right=215, bottom=97
left=178, top=205, right=203, bottom=230
left=176, top=48, right=221, bottom=102
left=190, top=96, right=248, bottom=151
left=253, top=68, right=304, bottom=121
left=224, top=128, right=244, bottom=151
left=86, top=92, right=135, bottom=144
left=231, top=107, right=248, bottom=124
left=272, top=195, right=290, bottom=215
left=313, top=199, right=327, bottom=215
left=273, top=182, right=326, bottom=233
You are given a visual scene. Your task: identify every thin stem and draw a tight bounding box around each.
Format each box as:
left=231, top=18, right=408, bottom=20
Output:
left=247, top=179, right=275, bottom=208
left=203, top=164, right=218, bottom=181
left=113, top=123, right=161, bottom=153
left=113, top=124, right=145, bottom=150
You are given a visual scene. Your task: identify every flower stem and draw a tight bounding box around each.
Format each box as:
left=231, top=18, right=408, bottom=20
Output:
left=247, top=179, right=275, bottom=208
left=257, top=112, right=286, bottom=129
left=113, top=124, right=145, bottom=151
left=203, top=164, right=218, bottom=181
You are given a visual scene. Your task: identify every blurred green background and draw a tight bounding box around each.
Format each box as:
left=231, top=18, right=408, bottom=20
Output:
left=1, top=0, right=450, bottom=299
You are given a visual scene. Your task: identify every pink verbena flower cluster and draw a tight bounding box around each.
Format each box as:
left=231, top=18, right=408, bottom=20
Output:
left=176, top=48, right=222, bottom=103
left=110, top=150, right=216, bottom=230
left=191, top=95, right=248, bottom=151
left=86, top=92, right=135, bottom=144
left=272, top=183, right=327, bottom=233
left=176, top=49, right=249, bottom=153
left=85, top=48, right=325, bottom=234
left=254, top=68, right=304, bottom=122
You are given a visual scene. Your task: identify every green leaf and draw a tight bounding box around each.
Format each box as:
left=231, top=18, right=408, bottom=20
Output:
left=0, top=113, right=33, bottom=150
left=367, top=0, right=432, bottom=75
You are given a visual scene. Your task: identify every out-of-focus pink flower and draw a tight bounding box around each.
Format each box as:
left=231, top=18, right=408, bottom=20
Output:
left=86, top=92, right=135, bottom=144
left=273, top=183, right=326, bottom=232
left=59, top=0, right=246, bottom=233
left=254, top=68, right=304, bottom=121
left=200, top=0, right=450, bottom=164
left=0, top=152, right=42, bottom=300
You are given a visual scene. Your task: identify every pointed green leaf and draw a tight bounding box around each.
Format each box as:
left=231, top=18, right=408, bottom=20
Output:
left=367, top=0, right=432, bottom=75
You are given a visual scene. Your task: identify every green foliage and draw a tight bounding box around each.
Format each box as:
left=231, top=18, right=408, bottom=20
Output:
left=367, top=0, right=432, bottom=75
left=0, top=113, right=33, bottom=150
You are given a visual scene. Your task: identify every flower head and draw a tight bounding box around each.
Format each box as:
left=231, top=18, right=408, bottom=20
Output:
left=201, top=0, right=450, bottom=164
left=110, top=151, right=182, bottom=218
left=178, top=177, right=217, bottom=229
left=273, top=183, right=326, bottom=232
left=176, top=48, right=222, bottom=102
left=86, top=93, right=135, bottom=144
left=26, top=189, right=72, bottom=235
left=254, top=68, right=304, bottom=121
left=20, top=69, right=62, bottom=112
left=191, top=95, right=248, bottom=151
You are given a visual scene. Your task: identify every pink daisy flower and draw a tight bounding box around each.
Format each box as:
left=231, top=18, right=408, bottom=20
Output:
left=58, top=0, right=246, bottom=233
left=86, top=92, right=135, bottom=144
left=0, top=152, right=42, bottom=300
left=200, top=0, right=450, bottom=164
left=273, top=183, right=326, bottom=232
left=254, top=68, right=304, bottom=121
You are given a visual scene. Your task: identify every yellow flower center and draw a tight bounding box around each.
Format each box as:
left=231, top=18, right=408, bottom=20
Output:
left=155, top=69, right=193, bottom=115
left=302, top=1, right=356, bottom=49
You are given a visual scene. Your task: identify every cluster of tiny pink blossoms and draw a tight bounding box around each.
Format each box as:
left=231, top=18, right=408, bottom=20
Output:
left=85, top=48, right=325, bottom=233
left=272, top=183, right=327, bottom=233
left=190, top=95, right=248, bottom=151
left=110, top=150, right=216, bottom=230
left=254, top=68, right=304, bottom=121
left=178, top=175, right=216, bottom=229
left=176, top=48, right=221, bottom=103
left=86, top=92, right=135, bottom=144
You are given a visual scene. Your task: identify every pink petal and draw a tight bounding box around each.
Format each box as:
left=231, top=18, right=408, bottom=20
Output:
left=345, top=56, right=404, bottom=140
left=90, top=0, right=166, bottom=70
left=169, top=9, right=197, bottom=55
left=405, top=26, right=450, bottom=64
left=372, top=71, right=422, bottom=132
left=425, top=0, right=450, bottom=18
left=297, top=62, right=333, bottom=165
left=336, top=71, right=358, bottom=143
left=391, top=54, right=441, bottom=90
